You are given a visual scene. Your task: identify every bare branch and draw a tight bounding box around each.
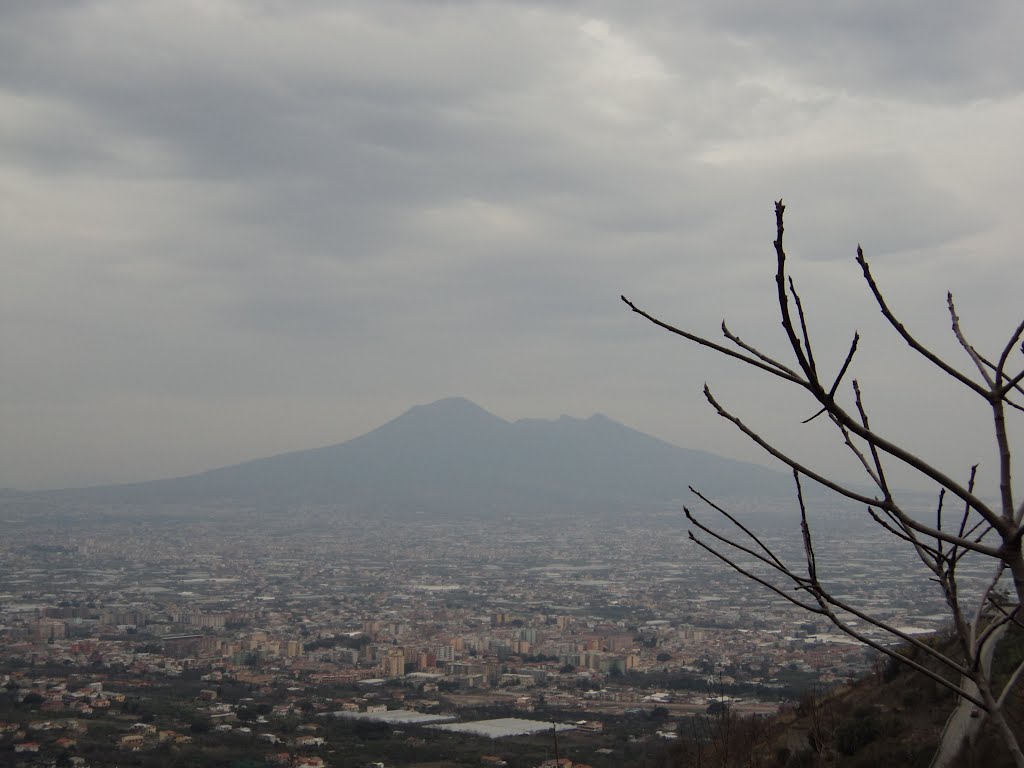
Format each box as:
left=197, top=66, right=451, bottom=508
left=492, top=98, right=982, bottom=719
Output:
left=684, top=507, right=801, bottom=583
left=626, top=203, right=1024, bottom=761
left=865, top=507, right=943, bottom=561
left=703, top=385, right=885, bottom=507
left=937, top=488, right=946, bottom=560
left=703, top=386, right=1003, bottom=556
left=818, top=590, right=969, bottom=677
left=996, top=319, right=1024, bottom=380
left=621, top=295, right=804, bottom=385
left=975, top=352, right=1024, bottom=409
left=974, top=610, right=1017, bottom=668
left=801, top=407, right=827, bottom=425
left=996, top=654, right=1024, bottom=710
left=1000, top=396, right=1024, bottom=415
left=987, top=601, right=1024, bottom=633
left=789, top=276, right=818, bottom=378
left=773, top=201, right=817, bottom=386
left=852, top=380, right=890, bottom=495
left=687, top=532, right=822, bottom=614
left=721, top=321, right=801, bottom=380
left=835, top=418, right=883, bottom=490
left=801, top=335, right=863, bottom=425
left=958, top=466, right=980, bottom=540
left=822, top=607, right=984, bottom=708
left=829, top=333, right=860, bottom=399
left=687, top=529, right=985, bottom=707
left=793, top=472, right=818, bottom=583
left=856, top=247, right=988, bottom=398
left=999, top=366, right=1024, bottom=398
left=948, top=293, right=995, bottom=387
left=949, top=465, right=980, bottom=563
left=971, top=564, right=1007, bottom=648
left=627, top=285, right=1001, bottom=526
left=687, top=487, right=789, bottom=572
left=952, top=520, right=996, bottom=565
left=993, top=399, right=1015, bottom=522
left=692, top=482, right=972, bottom=680
left=822, top=393, right=1000, bottom=528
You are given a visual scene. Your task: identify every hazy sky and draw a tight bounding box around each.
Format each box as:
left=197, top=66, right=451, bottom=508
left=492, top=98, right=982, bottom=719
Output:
left=2, top=0, right=1023, bottom=493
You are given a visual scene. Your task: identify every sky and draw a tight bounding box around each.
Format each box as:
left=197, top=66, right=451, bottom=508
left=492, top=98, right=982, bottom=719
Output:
left=2, top=0, right=1023, bottom=495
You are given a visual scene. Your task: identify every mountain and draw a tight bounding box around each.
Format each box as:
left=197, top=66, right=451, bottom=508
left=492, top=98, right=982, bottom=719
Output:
left=35, top=397, right=791, bottom=516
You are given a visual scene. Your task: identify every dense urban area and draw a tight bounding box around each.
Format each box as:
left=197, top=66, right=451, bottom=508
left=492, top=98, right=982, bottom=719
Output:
left=0, top=500, right=980, bottom=767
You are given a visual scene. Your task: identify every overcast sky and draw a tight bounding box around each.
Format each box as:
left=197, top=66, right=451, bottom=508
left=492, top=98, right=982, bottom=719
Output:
left=2, top=0, right=1023, bottom=494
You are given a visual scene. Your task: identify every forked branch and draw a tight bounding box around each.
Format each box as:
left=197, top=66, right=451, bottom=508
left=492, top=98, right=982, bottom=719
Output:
left=622, top=201, right=1024, bottom=764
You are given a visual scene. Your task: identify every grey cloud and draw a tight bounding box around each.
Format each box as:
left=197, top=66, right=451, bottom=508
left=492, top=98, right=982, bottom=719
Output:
left=0, top=0, right=1021, bottom=489
left=685, top=1, right=1024, bottom=102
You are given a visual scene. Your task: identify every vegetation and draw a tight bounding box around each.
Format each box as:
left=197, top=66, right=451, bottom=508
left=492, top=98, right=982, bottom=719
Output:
left=654, top=628, right=1022, bottom=767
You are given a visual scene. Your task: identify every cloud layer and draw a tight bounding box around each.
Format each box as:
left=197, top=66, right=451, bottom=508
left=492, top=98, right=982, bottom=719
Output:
left=2, top=1, right=1022, bottom=492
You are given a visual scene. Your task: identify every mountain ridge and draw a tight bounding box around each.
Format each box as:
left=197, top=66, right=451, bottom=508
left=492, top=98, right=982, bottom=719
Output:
left=25, top=397, right=792, bottom=516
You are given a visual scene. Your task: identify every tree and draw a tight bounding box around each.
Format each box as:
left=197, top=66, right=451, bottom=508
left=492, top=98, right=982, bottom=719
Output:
left=622, top=201, right=1024, bottom=766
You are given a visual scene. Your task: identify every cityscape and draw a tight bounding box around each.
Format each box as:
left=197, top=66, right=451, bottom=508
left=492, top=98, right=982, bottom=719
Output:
left=0, top=502, right=972, bottom=767
left=2, top=1, right=1022, bottom=765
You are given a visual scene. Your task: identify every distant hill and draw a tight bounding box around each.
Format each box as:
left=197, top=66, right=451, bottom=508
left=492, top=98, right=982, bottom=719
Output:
left=30, top=397, right=792, bottom=516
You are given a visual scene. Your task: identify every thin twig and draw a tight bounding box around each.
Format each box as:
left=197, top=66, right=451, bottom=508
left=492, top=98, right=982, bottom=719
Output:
left=996, top=320, right=1024, bottom=382
left=793, top=472, right=818, bottom=583
left=687, top=531, right=985, bottom=707
left=703, top=387, right=1003, bottom=556
left=856, top=248, right=988, bottom=398
left=853, top=380, right=890, bottom=496
left=829, top=333, right=860, bottom=398
left=621, top=295, right=803, bottom=384
left=773, top=201, right=817, bottom=387
left=948, top=293, right=995, bottom=387
left=687, top=533, right=821, bottom=613
left=684, top=508, right=803, bottom=583
left=721, top=321, right=801, bottom=380
left=789, top=277, right=818, bottom=378
left=688, top=486, right=790, bottom=572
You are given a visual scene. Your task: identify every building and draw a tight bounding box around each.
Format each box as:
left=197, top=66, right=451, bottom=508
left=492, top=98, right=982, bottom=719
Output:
left=383, top=649, right=405, bottom=678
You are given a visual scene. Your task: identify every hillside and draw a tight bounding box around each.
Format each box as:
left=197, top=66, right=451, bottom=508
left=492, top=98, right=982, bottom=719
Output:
left=656, top=628, right=1024, bottom=768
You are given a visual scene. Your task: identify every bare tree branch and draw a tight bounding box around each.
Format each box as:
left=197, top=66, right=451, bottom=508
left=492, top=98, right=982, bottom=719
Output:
left=996, top=654, right=1024, bottom=710
left=621, top=295, right=804, bottom=385
left=703, top=386, right=1003, bottom=557
left=773, top=201, right=818, bottom=386
left=1000, top=366, right=1024, bottom=397
left=948, top=293, right=995, bottom=387
left=865, top=506, right=943, bottom=561
left=687, top=486, right=790, bottom=572
left=624, top=201, right=1024, bottom=762
left=829, top=333, right=860, bottom=399
left=856, top=247, right=988, bottom=398
left=789, top=276, right=818, bottom=379
left=684, top=507, right=802, bottom=583
left=996, top=320, right=1024, bottom=381
left=721, top=321, right=801, bottom=380
left=686, top=526, right=986, bottom=708
left=852, top=380, right=890, bottom=496
left=687, top=532, right=822, bottom=614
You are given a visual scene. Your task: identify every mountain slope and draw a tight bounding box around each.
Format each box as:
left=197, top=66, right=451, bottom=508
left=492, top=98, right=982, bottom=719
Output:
left=42, top=397, right=791, bottom=515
